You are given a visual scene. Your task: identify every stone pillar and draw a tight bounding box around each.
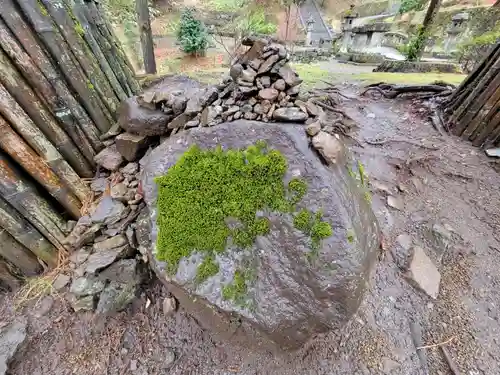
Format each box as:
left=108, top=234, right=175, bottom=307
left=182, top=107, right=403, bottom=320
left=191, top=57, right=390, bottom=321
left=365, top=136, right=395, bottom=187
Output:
left=306, top=17, right=315, bottom=46
left=340, top=15, right=357, bottom=53
left=444, top=13, right=468, bottom=54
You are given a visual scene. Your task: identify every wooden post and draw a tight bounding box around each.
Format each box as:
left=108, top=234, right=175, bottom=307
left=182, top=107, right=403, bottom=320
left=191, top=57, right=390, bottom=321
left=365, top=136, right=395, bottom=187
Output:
left=0, top=114, right=82, bottom=218
left=0, top=228, right=41, bottom=277
left=0, top=2, right=104, bottom=154
left=0, top=82, right=90, bottom=203
left=136, top=0, right=157, bottom=74
left=15, top=0, right=113, bottom=133
left=0, top=152, right=67, bottom=251
left=0, top=196, right=58, bottom=268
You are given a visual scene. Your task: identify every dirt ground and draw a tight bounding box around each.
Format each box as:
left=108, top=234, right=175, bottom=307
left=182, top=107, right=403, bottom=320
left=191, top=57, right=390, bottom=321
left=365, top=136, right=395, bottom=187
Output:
left=1, top=85, right=500, bottom=375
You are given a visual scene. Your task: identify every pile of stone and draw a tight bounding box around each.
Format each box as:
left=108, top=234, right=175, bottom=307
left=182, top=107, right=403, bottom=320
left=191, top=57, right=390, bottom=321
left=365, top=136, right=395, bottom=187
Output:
left=60, top=36, right=349, bottom=320
left=59, top=162, right=147, bottom=313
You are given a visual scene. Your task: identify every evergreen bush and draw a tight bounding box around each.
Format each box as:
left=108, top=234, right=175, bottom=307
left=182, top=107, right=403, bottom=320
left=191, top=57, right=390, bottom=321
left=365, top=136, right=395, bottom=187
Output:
left=177, top=8, right=208, bottom=55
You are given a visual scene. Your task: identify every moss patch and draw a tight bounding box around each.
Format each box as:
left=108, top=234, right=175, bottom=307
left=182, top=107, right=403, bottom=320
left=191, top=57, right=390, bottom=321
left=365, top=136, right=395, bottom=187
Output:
left=155, top=142, right=332, bottom=300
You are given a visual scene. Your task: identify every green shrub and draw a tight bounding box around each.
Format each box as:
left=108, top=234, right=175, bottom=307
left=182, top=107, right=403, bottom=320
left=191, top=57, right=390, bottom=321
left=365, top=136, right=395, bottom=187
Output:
left=237, top=8, right=277, bottom=35
left=398, top=0, right=425, bottom=14
left=177, top=8, right=208, bottom=55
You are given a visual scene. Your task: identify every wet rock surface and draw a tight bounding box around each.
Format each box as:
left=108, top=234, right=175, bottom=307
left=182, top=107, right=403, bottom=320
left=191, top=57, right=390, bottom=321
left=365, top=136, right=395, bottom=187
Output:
left=141, top=121, right=380, bottom=349
left=0, top=318, right=26, bottom=375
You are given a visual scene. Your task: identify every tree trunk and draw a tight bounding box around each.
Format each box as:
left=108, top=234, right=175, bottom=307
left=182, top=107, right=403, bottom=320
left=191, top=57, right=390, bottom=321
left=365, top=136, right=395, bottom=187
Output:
left=411, top=0, right=442, bottom=61
left=136, top=0, right=157, bottom=74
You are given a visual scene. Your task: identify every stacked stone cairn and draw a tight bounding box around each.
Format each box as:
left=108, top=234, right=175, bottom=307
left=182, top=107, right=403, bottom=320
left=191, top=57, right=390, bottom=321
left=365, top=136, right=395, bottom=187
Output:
left=58, top=36, right=337, bottom=315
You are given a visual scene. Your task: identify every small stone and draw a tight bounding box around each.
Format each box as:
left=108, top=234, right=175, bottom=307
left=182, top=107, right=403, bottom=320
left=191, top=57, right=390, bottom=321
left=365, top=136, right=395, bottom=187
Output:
left=99, top=259, right=138, bottom=284
left=69, top=247, right=91, bottom=265
left=94, top=145, right=124, bottom=171
left=248, top=58, right=263, bottom=71
left=70, top=277, right=105, bottom=297
left=96, top=281, right=137, bottom=315
left=85, top=245, right=131, bottom=274
left=406, top=246, right=441, bottom=299
left=226, top=106, right=240, bottom=115
left=200, top=106, right=221, bottom=127
left=52, top=274, right=71, bottom=290
left=238, top=86, right=258, bottom=95
left=240, top=67, right=257, bottom=83
left=254, top=104, right=263, bottom=114
left=129, top=180, right=139, bottom=188
left=234, top=111, right=242, bottom=120
left=387, top=196, right=404, bottom=211
left=371, top=180, right=392, bottom=194
left=130, top=360, right=138, bottom=371
left=273, top=107, right=308, bottom=122
left=225, top=98, right=235, bottom=106
left=229, top=63, right=243, bottom=81
left=312, top=131, right=345, bottom=165
left=110, top=183, right=131, bottom=202
left=273, top=79, right=286, bottom=91
left=306, top=121, right=321, bottom=136
left=278, top=64, right=302, bottom=87
left=0, top=319, right=27, bottom=374
left=90, top=178, right=108, bottom=193
left=237, top=79, right=254, bottom=87
left=162, top=296, right=177, bottom=316
left=93, top=235, right=128, bottom=251
left=69, top=295, right=95, bottom=312
left=241, top=104, right=253, bottom=113
left=244, top=112, right=258, bottom=120
left=121, top=162, right=139, bottom=175
left=305, top=100, right=319, bottom=117
left=167, top=113, right=192, bottom=129
left=396, top=234, right=412, bottom=251
left=115, top=133, right=150, bottom=162
left=258, top=54, right=279, bottom=74
left=102, top=139, right=114, bottom=147
left=366, top=113, right=376, bottom=119
left=91, top=197, right=127, bottom=225
left=248, top=97, right=258, bottom=106
left=278, top=91, right=286, bottom=101
left=260, top=76, right=271, bottom=87
left=258, top=88, right=279, bottom=101
left=184, top=119, right=200, bottom=128
left=164, top=349, right=175, bottom=367
left=267, top=104, right=276, bottom=118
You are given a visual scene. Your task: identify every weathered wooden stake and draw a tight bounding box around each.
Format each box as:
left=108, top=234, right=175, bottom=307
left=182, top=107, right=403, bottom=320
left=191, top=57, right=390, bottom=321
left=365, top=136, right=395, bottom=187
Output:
left=0, top=228, right=41, bottom=277
left=136, top=0, right=157, bottom=74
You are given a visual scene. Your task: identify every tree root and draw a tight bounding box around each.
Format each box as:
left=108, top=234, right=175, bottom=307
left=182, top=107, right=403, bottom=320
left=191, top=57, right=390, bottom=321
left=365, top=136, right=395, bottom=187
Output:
left=361, top=83, right=452, bottom=99
left=364, top=138, right=439, bottom=150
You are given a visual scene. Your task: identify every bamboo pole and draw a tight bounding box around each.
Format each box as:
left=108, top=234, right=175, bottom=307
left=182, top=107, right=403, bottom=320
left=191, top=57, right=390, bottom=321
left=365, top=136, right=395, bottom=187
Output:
left=136, top=0, right=157, bottom=74
left=0, top=82, right=90, bottom=203
left=41, top=0, right=121, bottom=117
left=76, top=0, right=134, bottom=97
left=0, top=258, right=20, bottom=290
left=67, top=0, right=128, bottom=102
left=84, top=0, right=140, bottom=94
left=0, top=44, right=93, bottom=178
left=0, top=17, right=98, bottom=165
left=483, top=111, right=500, bottom=146
left=0, top=196, right=58, bottom=268
left=0, top=228, right=41, bottom=277
left=469, top=84, right=500, bottom=144
left=0, top=1, right=104, bottom=153
left=15, top=0, right=113, bottom=133
left=0, top=152, right=67, bottom=251
left=0, top=114, right=82, bottom=218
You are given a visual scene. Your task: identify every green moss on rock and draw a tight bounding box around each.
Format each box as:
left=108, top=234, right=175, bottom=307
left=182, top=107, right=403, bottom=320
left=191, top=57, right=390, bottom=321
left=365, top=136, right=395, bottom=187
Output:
left=222, top=269, right=248, bottom=302
left=154, top=142, right=333, bottom=296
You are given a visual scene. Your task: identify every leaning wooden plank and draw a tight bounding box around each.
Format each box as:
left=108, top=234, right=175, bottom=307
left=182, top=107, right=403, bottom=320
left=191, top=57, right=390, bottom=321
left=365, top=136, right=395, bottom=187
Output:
left=0, top=44, right=93, bottom=178
left=0, top=1, right=103, bottom=153
left=0, top=82, right=90, bottom=202
left=76, top=0, right=133, bottom=97
left=483, top=111, right=500, bottom=147
left=0, top=152, right=67, bottom=251
left=68, top=0, right=128, bottom=101
left=0, top=228, right=41, bottom=277
left=0, top=196, right=58, bottom=268
left=86, top=1, right=140, bottom=94
left=15, top=0, right=112, bottom=133
left=41, top=0, right=120, bottom=116
left=0, top=114, right=82, bottom=218
left=0, top=258, right=20, bottom=291
left=470, top=90, right=500, bottom=145
left=0, top=18, right=98, bottom=165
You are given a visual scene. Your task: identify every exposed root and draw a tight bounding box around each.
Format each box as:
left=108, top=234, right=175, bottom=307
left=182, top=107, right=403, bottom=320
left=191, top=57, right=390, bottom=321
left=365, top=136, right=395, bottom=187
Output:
left=361, top=83, right=453, bottom=100
left=364, top=138, right=439, bottom=150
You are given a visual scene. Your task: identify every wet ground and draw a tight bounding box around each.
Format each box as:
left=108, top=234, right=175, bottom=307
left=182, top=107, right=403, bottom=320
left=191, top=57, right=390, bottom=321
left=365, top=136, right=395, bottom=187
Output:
left=2, top=86, right=500, bottom=375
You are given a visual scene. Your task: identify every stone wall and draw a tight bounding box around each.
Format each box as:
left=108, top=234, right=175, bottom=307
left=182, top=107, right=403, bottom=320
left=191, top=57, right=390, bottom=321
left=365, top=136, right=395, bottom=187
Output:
left=374, top=60, right=462, bottom=73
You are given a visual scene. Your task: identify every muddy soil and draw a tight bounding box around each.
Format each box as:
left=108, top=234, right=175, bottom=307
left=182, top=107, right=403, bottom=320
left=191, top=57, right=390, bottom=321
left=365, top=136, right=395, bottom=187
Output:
left=1, top=87, right=499, bottom=375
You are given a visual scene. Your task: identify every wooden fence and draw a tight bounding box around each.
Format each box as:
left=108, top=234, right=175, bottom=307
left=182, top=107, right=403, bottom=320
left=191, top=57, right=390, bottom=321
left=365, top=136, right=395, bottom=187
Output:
left=0, top=0, right=139, bottom=288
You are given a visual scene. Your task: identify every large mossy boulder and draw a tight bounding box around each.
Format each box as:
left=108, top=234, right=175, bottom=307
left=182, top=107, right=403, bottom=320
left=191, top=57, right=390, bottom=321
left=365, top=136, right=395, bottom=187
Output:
left=140, top=120, right=379, bottom=350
